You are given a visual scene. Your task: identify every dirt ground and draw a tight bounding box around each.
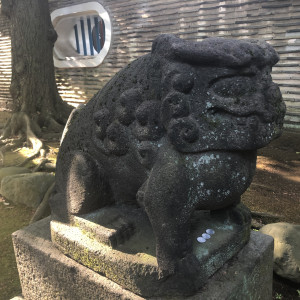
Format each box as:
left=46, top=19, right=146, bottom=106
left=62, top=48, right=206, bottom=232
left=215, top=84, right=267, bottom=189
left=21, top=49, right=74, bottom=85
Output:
left=242, top=128, right=300, bottom=300
left=0, top=128, right=299, bottom=299
left=242, top=129, right=300, bottom=225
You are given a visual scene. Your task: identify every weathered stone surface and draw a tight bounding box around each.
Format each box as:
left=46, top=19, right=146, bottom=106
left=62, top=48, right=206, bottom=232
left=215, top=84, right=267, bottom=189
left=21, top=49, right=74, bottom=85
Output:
left=13, top=217, right=274, bottom=300
left=13, top=217, right=145, bottom=300
left=1, top=172, right=54, bottom=208
left=0, top=166, right=30, bottom=183
left=50, top=203, right=251, bottom=297
left=50, top=34, right=285, bottom=296
left=260, top=222, right=300, bottom=283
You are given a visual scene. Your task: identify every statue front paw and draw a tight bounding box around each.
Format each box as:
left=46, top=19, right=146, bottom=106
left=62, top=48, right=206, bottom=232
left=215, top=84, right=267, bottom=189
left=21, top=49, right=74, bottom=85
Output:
left=158, top=253, right=201, bottom=296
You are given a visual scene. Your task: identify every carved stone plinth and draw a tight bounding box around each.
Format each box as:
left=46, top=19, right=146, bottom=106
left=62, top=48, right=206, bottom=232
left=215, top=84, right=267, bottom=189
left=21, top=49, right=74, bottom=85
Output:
left=13, top=216, right=273, bottom=300
left=50, top=204, right=251, bottom=297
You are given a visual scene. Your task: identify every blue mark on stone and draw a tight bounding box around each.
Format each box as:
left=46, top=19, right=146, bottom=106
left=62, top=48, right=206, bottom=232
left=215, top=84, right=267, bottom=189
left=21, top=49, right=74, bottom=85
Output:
left=206, top=229, right=215, bottom=235
left=202, top=233, right=211, bottom=239
left=197, top=237, right=206, bottom=243
left=197, top=228, right=215, bottom=243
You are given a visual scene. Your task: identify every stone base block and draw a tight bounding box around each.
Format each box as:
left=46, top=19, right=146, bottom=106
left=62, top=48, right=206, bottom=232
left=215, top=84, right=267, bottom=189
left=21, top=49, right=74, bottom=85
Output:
left=13, top=217, right=274, bottom=300
left=50, top=205, right=251, bottom=297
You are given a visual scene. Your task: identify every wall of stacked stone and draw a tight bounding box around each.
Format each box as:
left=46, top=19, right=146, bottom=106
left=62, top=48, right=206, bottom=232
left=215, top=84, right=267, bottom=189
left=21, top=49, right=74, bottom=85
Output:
left=0, top=0, right=300, bottom=128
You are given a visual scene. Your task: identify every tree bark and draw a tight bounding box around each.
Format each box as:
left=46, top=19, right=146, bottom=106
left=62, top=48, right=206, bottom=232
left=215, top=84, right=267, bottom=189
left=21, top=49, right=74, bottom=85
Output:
left=2, top=0, right=72, bottom=133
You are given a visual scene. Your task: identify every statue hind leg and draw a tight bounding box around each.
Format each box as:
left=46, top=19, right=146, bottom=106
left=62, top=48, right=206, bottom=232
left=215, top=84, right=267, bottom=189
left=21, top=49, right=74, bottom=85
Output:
left=50, top=151, right=112, bottom=222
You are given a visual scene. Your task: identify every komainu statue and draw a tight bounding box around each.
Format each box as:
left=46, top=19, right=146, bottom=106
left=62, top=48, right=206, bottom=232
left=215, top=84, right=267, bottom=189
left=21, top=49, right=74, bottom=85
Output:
left=50, top=34, right=285, bottom=297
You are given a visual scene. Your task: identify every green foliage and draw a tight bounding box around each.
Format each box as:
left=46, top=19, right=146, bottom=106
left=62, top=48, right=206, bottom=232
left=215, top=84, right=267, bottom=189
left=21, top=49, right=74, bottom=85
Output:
left=275, top=292, right=283, bottom=300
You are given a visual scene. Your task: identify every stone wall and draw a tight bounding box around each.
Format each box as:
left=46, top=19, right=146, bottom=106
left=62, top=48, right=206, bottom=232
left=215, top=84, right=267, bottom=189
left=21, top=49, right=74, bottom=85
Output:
left=0, top=0, right=300, bottom=127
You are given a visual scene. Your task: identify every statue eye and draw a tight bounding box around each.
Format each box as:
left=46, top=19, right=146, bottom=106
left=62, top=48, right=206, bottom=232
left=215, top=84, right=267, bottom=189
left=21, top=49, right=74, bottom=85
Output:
left=210, top=76, right=254, bottom=98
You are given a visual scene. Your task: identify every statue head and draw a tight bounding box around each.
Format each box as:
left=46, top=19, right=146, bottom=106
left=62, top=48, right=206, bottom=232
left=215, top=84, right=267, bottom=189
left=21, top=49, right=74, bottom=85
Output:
left=151, top=35, right=285, bottom=153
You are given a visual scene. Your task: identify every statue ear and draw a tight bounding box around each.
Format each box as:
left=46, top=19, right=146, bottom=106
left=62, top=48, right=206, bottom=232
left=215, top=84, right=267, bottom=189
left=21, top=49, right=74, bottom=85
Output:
left=151, top=34, right=227, bottom=66
left=151, top=34, right=182, bottom=59
left=152, top=34, right=279, bottom=68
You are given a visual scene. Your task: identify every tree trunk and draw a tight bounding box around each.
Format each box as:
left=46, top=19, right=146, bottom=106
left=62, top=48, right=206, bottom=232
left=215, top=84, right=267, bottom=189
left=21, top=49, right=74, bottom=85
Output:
left=2, top=0, right=72, bottom=133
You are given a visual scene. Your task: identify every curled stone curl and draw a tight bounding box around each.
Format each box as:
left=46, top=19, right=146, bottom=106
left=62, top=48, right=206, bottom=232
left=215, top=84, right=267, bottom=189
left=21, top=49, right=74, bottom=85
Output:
left=104, top=122, right=130, bottom=156
left=115, top=88, right=142, bottom=126
left=171, top=73, right=194, bottom=93
left=134, top=101, right=164, bottom=141
left=167, top=117, right=199, bottom=149
left=93, top=108, right=111, bottom=140
left=161, top=92, right=190, bottom=126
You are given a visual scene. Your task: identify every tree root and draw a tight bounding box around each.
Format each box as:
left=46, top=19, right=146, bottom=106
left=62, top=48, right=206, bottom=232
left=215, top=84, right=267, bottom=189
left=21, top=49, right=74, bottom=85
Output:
left=41, top=162, right=56, bottom=172
left=46, top=117, right=64, bottom=133
left=0, top=137, right=24, bottom=152
left=33, top=158, right=49, bottom=172
left=0, top=112, right=44, bottom=167
left=0, top=137, right=25, bottom=166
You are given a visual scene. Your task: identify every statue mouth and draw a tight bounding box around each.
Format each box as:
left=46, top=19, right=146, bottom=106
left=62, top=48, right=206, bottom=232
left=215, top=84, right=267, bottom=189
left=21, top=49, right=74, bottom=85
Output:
left=206, top=106, right=273, bottom=126
left=167, top=103, right=280, bottom=153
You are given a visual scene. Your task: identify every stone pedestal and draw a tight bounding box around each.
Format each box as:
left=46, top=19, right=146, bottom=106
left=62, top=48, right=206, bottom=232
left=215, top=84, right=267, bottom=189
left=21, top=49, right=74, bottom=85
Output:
left=13, top=217, right=274, bottom=300
left=50, top=205, right=252, bottom=297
